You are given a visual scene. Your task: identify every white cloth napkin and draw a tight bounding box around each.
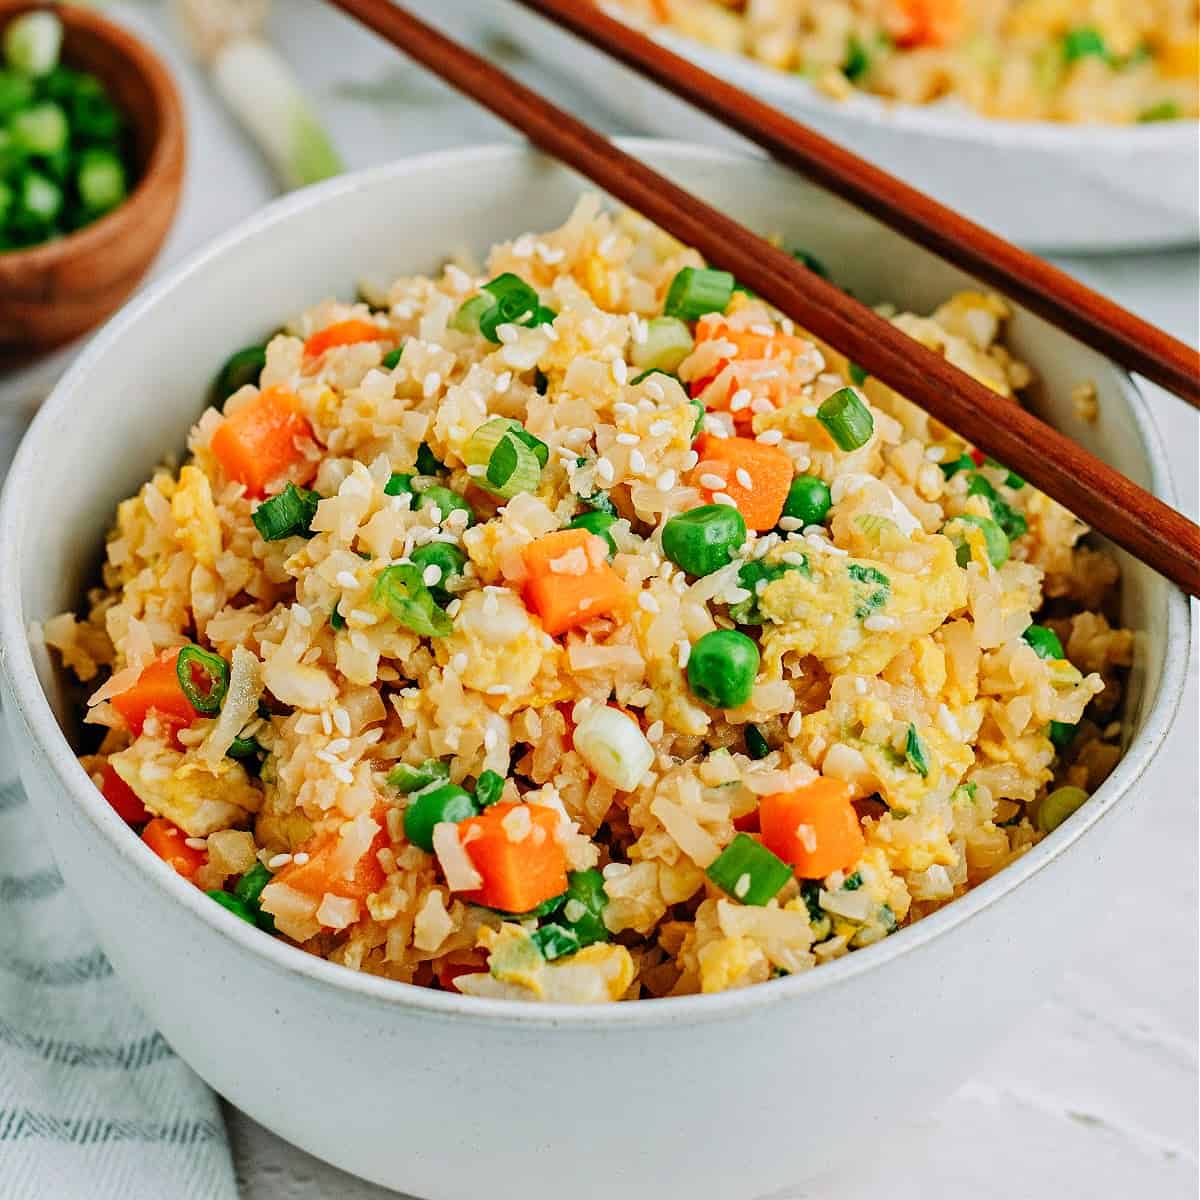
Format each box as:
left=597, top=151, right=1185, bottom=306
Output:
left=0, top=396, right=238, bottom=1199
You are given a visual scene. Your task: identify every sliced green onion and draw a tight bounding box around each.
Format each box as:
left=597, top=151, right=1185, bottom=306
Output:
left=569, top=510, right=617, bottom=558
left=817, top=387, right=874, bottom=451
left=463, top=418, right=543, bottom=500
left=373, top=563, right=453, bottom=638
left=251, top=482, right=321, bottom=541
left=176, top=645, right=230, bottom=715
left=531, top=923, right=580, bottom=961
left=1138, top=100, right=1181, bottom=123
left=572, top=705, right=654, bottom=792
left=946, top=513, right=1010, bottom=569
left=983, top=457, right=1025, bottom=489
left=474, top=770, right=505, bottom=808
left=663, top=267, right=735, bottom=321
left=847, top=563, right=890, bottom=619
left=76, top=147, right=126, bottom=213
left=415, top=444, right=443, bottom=476
left=213, top=345, right=267, bottom=402
left=329, top=600, right=345, bottom=631
left=531, top=305, right=558, bottom=328
left=848, top=362, right=869, bottom=386
left=1037, top=785, right=1088, bottom=833
left=207, top=890, right=257, bottom=925
left=843, top=34, right=870, bottom=80
left=904, top=725, right=930, bottom=777
left=689, top=398, right=706, bottom=437
left=559, top=868, right=609, bottom=946
left=409, top=542, right=467, bottom=602
left=579, top=486, right=616, bottom=517
left=403, top=783, right=478, bottom=853
left=730, top=557, right=807, bottom=625
left=842, top=870, right=863, bottom=891
left=227, top=734, right=263, bottom=762
left=384, top=472, right=414, bottom=497
left=1023, top=625, right=1064, bottom=661
left=480, top=272, right=541, bottom=339
left=631, top=368, right=680, bottom=386
left=745, top=724, right=770, bottom=760
left=10, top=100, right=67, bottom=154
left=4, top=12, right=63, bottom=77
left=234, top=863, right=273, bottom=907
left=1062, top=27, right=1107, bottom=63
left=966, top=473, right=1027, bottom=540
left=381, top=346, right=404, bottom=369
left=387, top=757, right=451, bottom=794
left=706, top=833, right=792, bottom=905
left=939, top=453, right=975, bottom=480
left=631, top=316, right=694, bottom=374
left=415, top=484, right=473, bottom=526
left=452, top=293, right=494, bottom=335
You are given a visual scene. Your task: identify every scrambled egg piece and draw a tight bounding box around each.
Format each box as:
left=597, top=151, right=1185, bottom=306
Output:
left=170, top=465, right=222, bottom=568
left=458, top=924, right=634, bottom=1003
left=760, top=538, right=966, bottom=676
left=110, top=740, right=260, bottom=837
left=441, top=588, right=563, bottom=709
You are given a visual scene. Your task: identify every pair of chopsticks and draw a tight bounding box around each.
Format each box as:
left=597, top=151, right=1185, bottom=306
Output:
left=327, top=0, right=1200, bottom=597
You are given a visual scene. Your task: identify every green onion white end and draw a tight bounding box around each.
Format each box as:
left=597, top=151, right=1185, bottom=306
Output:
left=573, top=706, right=653, bottom=792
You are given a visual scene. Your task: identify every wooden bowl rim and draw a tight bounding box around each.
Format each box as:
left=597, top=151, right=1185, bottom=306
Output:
left=0, top=1, right=185, bottom=272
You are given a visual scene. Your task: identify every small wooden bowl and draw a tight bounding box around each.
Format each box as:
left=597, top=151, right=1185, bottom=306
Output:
left=0, top=3, right=185, bottom=356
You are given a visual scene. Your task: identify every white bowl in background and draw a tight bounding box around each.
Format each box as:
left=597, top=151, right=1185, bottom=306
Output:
left=0, top=143, right=1190, bottom=1200
left=478, top=3, right=1200, bottom=253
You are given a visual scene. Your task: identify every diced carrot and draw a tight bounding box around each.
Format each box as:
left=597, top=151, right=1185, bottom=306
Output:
left=272, top=818, right=388, bottom=903
left=759, top=777, right=865, bottom=879
left=889, top=0, right=962, bottom=47
left=210, top=385, right=316, bottom=498
left=142, top=817, right=206, bottom=882
left=691, top=318, right=810, bottom=431
left=522, top=528, right=631, bottom=636
left=690, top=434, right=793, bottom=531
left=437, top=951, right=488, bottom=993
left=110, top=648, right=195, bottom=739
left=98, top=761, right=149, bottom=824
left=303, top=318, right=385, bottom=360
left=460, top=802, right=567, bottom=913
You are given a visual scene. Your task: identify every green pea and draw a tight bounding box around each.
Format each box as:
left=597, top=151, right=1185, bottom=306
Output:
left=213, top=345, right=267, bottom=403
left=569, top=510, right=618, bottom=557
left=1023, top=624, right=1064, bottom=660
left=234, top=863, right=273, bottom=906
left=1049, top=721, right=1077, bottom=751
left=206, top=890, right=257, bottom=925
left=416, top=485, right=474, bottom=527
left=687, top=629, right=760, bottom=709
left=474, top=770, right=505, bottom=808
left=403, top=783, right=479, bottom=852
left=662, top=504, right=747, bottom=577
left=1037, top=786, right=1088, bottom=834
left=409, top=541, right=467, bottom=603
left=781, top=474, right=832, bottom=527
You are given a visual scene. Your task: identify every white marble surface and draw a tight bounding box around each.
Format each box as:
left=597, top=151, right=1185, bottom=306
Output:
left=0, top=4, right=1195, bottom=1197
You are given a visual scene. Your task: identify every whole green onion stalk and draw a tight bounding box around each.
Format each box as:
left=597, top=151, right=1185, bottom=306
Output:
left=174, top=0, right=343, bottom=190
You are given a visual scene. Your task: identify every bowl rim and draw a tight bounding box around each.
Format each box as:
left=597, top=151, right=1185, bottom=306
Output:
left=0, top=1, right=185, bottom=275
left=620, top=14, right=1200, bottom=149
left=0, top=140, right=1191, bottom=1030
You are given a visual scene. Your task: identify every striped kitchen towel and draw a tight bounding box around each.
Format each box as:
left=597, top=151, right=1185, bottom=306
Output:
left=0, top=721, right=239, bottom=1200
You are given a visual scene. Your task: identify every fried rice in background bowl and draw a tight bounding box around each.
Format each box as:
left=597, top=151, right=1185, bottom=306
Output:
left=473, top=1, right=1200, bottom=251
left=0, top=144, right=1189, bottom=1198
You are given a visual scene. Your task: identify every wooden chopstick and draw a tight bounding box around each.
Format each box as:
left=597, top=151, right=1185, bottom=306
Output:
left=512, top=0, right=1200, bottom=412
left=325, top=0, right=1200, bottom=597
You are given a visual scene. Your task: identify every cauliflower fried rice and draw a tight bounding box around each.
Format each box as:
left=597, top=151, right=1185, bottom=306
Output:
left=46, top=198, right=1133, bottom=1003
left=613, top=0, right=1199, bottom=124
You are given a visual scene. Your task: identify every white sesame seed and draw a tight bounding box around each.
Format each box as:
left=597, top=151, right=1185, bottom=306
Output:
left=713, top=492, right=737, bottom=508
left=733, top=872, right=751, bottom=900
left=787, top=711, right=804, bottom=738
left=422, top=372, right=442, bottom=398
left=778, top=516, right=803, bottom=532
left=332, top=764, right=355, bottom=784
left=863, top=614, right=897, bottom=631
left=644, top=380, right=665, bottom=401
left=336, top=570, right=359, bottom=590
left=782, top=551, right=807, bottom=567
left=649, top=420, right=671, bottom=437
left=291, top=603, right=312, bottom=627
left=735, top=468, right=753, bottom=489
left=596, top=457, right=615, bottom=483
left=756, top=428, right=784, bottom=445
left=729, top=388, right=753, bottom=412
left=494, top=371, right=512, bottom=393
left=333, top=707, right=351, bottom=736
left=682, top=450, right=699, bottom=470
left=614, top=401, right=638, bottom=418
left=646, top=720, right=664, bottom=741
left=751, top=323, right=775, bottom=337
left=320, top=709, right=333, bottom=735
left=327, top=738, right=351, bottom=755
left=486, top=684, right=511, bottom=695
left=611, top=358, right=628, bottom=386
left=802, top=404, right=818, bottom=417
left=616, top=432, right=639, bottom=446
left=655, top=469, right=676, bottom=492
left=630, top=449, right=647, bottom=473
left=638, top=592, right=660, bottom=614
left=450, top=652, right=468, bottom=674
left=292, top=853, right=311, bottom=866
left=699, top=472, right=727, bottom=490
left=750, top=398, right=775, bottom=415
left=268, top=853, right=293, bottom=870
left=677, top=640, right=692, bottom=668
left=185, top=837, right=207, bottom=851
left=447, top=599, right=462, bottom=617
left=422, top=564, right=443, bottom=587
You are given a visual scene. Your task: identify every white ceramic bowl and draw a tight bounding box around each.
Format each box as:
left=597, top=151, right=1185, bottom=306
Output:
left=479, top=3, right=1200, bottom=252
left=0, top=143, right=1190, bottom=1200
